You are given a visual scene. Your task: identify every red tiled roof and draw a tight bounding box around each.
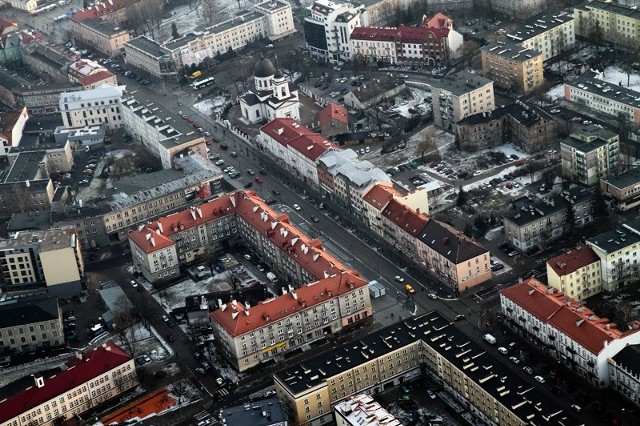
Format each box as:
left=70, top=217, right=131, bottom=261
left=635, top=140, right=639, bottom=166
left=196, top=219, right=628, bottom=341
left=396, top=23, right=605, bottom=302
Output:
left=547, top=246, right=600, bottom=277
left=398, top=26, right=449, bottom=44
left=78, top=70, right=115, bottom=87
left=381, top=199, right=429, bottom=236
left=0, top=18, right=17, bottom=33
left=0, top=342, right=132, bottom=423
left=424, top=13, right=453, bottom=29
left=288, top=133, right=338, bottom=161
left=363, top=183, right=398, bottom=210
left=351, top=27, right=398, bottom=42
left=71, top=0, right=128, bottom=22
left=211, top=271, right=367, bottom=337
left=260, top=118, right=313, bottom=147
left=100, top=388, right=174, bottom=424
left=319, top=103, right=348, bottom=126
left=500, top=279, right=640, bottom=354
left=128, top=227, right=174, bottom=254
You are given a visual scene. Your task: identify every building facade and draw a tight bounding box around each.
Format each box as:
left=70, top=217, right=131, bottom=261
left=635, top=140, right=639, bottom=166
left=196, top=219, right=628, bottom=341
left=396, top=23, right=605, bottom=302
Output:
left=574, top=0, right=640, bottom=49
left=0, top=106, right=28, bottom=156
left=490, top=0, right=546, bottom=19
left=601, top=168, right=640, bottom=212
left=546, top=245, right=602, bottom=300
left=506, top=13, right=574, bottom=62
left=304, top=0, right=363, bottom=63
left=587, top=222, right=640, bottom=291
left=59, top=83, right=125, bottom=131
left=609, top=344, right=640, bottom=408
left=480, top=41, right=543, bottom=94
left=560, top=124, right=619, bottom=186
left=430, top=71, right=494, bottom=129
left=69, top=18, right=130, bottom=57
left=124, top=36, right=176, bottom=78
left=501, top=278, right=640, bottom=387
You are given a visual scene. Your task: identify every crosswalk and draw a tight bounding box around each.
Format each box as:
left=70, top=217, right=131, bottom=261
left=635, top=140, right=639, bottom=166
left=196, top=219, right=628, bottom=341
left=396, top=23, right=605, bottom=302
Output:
left=216, top=388, right=229, bottom=397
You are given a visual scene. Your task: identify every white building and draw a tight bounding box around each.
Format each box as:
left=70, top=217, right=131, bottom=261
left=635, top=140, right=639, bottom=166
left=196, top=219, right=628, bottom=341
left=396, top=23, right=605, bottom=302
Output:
left=59, top=83, right=125, bottom=131
left=506, top=13, right=575, bottom=62
left=334, top=394, right=401, bottom=426
left=0, top=107, right=29, bottom=156
left=239, top=57, right=300, bottom=124
left=586, top=222, right=640, bottom=291
left=500, top=278, right=640, bottom=387
left=609, top=344, right=640, bottom=408
left=304, top=0, right=363, bottom=63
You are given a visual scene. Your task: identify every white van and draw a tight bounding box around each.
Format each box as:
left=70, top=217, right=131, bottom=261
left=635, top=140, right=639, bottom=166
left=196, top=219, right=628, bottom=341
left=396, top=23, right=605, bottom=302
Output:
left=483, top=334, right=496, bottom=344
left=266, top=272, right=278, bottom=283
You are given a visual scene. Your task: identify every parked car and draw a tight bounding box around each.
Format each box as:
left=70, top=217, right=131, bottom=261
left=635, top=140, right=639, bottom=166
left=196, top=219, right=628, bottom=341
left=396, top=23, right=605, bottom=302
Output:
left=292, top=204, right=301, bottom=211
left=523, top=366, right=533, bottom=375
left=534, top=375, right=545, bottom=384
left=498, top=347, right=508, bottom=355
left=394, top=276, right=405, bottom=283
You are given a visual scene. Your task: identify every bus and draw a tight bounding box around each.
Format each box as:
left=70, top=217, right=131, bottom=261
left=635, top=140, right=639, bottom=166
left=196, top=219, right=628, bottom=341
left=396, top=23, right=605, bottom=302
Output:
left=191, top=77, right=215, bottom=90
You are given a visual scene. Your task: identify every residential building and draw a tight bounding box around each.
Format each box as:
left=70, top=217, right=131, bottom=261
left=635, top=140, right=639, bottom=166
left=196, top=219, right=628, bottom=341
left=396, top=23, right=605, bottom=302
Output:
left=362, top=183, right=400, bottom=235
left=454, top=101, right=556, bottom=153
left=343, top=76, right=405, bottom=110
left=0, top=229, right=84, bottom=298
left=119, top=96, right=207, bottom=168
left=350, top=23, right=463, bottom=66
left=506, top=13, right=574, bottom=62
left=59, top=83, right=125, bottom=131
left=69, top=16, right=130, bottom=57
left=565, top=71, right=640, bottom=124
left=546, top=245, right=602, bottom=300
left=239, top=57, right=300, bottom=124
left=480, top=41, right=544, bottom=94
left=609, top=344, right=640, bottom=408
left=430, top=71, right=494, bottom=129
left=416, top=220, right=491, bottom=292
left=123, top=36, right=176, bottom=78
left=318, top=103, right=348, bottom=137
left=560, top=124, right=619, bottom=185
left=4, top=0, right=38, bottom=13
left=490, top=0, right=546, bottom=19
left=503, top=187, right=594, bottom=252
left=0, top=295, right=63, bottom=361
left=334, top=394, right=400, bottom=426
left=333, top=160, right=390, bottom=218
left=420, top=0, right=472, bottom=12
left=380, top=199, right=428, bottom=256
left=67, top=59, right=117, bottom=88
left=22, top=41, right=75, bottom=83
left=0, top=106, right=28, bottom=156
left=316, top=149, right=359, bottom=196
left=274, top=311, right=579, bottom=426
left=0, top=341, right=138, bottom=426
left=586, top=221, right=640, bottom=291
left=128, top=226, right=180, bottom=282
left=69, top=0, right=129, bottom=24
left=574, top=0, right=640, bottom=49
left=13, top=81, right=83, bottom=115
left=500, top=278, right=640, bottom=387
left=164, top=1, right=295, bottom=67
left=304, top=0, right=363, bottom=63
left=601, top=168, right=640, bottom=212
left=0, top=180, right=54, bottom=217
left=220, top=397, right=288, bottom=426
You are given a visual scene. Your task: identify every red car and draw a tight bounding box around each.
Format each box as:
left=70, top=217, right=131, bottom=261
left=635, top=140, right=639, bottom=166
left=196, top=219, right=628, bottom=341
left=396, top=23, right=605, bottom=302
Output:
left=255, top=176, right=263, bottom=183
left=186, top=118, right=193, bottom=123
left=205, top=139, right=212, bottom=145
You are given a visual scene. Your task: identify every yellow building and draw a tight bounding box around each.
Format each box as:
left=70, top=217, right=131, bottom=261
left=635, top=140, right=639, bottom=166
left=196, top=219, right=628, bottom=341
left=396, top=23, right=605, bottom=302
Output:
left=481, top=41, right=544, bottom=94
left=506, top=13, right=574, bottom=62
left=274, top=312, right=574, bottom=426
left=70, top=18, right=130, bottom=57
left=574, top=0, right=640, bottom=48
left=546, top=245, right=602, bottom=300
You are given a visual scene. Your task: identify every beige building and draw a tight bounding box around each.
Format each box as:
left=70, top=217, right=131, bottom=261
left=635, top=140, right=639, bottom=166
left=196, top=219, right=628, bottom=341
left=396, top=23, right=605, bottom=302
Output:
left=0, top=342, right=138, bottom=426
left=481, top=41, right=544, bottom=94
left=430, top=71, right=494, bottom=129
left=59, top=83, right=125, bottom=131
left=561, top=124, right=619, bottom=186
left=0, top=295, right=63, bottom=360
left=574, top=0, right=640, bottom=49
left=361, top=183, right=400, bottom=236
left=70, top=18, right=130, bottom=57
left=0, top=106, right=29, bottom=156
left=274, top=312, right=572, bottom=426
left=0, top=229, right=84, bottom=298
left=124, top=36, right=176, bottom=78
left=601, top=168, right=640, bottom=212
left=129, top=229, right=179, bottom=283
left=506, top=13, right=574, bottom=62
left=546, top=245, right=602, bottom=300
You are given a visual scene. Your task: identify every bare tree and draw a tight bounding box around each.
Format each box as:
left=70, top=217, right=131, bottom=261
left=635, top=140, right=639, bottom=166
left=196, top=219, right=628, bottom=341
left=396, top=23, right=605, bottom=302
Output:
left=113, top=296, right=141, bottom=357
left=200, top=0, right=219, bottom=23
left=457, top=40, right=481, bottom=68
left=415, top=128, right=439, bottom=160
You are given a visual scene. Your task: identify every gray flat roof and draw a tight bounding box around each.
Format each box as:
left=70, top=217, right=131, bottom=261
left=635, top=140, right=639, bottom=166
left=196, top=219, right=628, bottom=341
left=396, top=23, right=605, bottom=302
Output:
left=5, top=152, right=45, bottom=183
left=506, top=13, right=573, bottom=43
left=220, top=397, right=287, bottom=426
left=7, top=212, right=51, bottom=232
left=430, top=70, right=492, bottom=96
left=80, top=18, right=127, bottom=36
left=568, top=71, right=640, bottom=109
left=561, top=136, right=608, bottom=153
left=602, top=168, right=640, bottom=190
left=126, top=36, right=169, bottom=58
left=504, top=187, right=593, bottom=227
left=588, top=222, right=640, bottom=254
left=481, top=41, right=541, bottom=62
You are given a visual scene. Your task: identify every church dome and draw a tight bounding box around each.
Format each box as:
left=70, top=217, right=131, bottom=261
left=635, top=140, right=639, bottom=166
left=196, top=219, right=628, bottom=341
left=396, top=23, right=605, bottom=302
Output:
left=274, top=69, right=284, bottom=79
left=254, top=57, right=276, bottom=78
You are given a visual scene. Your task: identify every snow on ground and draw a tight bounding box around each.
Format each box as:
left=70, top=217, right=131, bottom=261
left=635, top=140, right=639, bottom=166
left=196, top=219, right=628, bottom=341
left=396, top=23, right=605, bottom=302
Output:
left=151, top=273, right=234, bottom=312
left=548, top=65, right=640, bottom=100
left=167, top=380, right=203, bottom=405
left=485, top=226, right=505, bottom=242
left=389, top=88, right=432, bottom=119
left=547, top=84, right=564, bottom=100
left=113, top=324, right=171, bottom=361
left=193, top=96, right=230, bottom=117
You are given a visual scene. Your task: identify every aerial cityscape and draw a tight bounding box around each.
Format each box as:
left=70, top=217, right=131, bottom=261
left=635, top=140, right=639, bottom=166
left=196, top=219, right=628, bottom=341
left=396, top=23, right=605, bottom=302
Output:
left=1, top=0, right=640, bottom=425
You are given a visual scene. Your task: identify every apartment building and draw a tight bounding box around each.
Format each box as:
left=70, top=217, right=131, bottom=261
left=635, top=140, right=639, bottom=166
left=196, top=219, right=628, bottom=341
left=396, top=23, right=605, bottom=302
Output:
left=119, top=96, right=207, bottom=168
left=164, top=1, right=295, bottom=67
left=0, top=106, right=28, bottom=156
left=586, top=221, right=640, bottom=291
left=0, top=342, right=138, bottom=426
left=318, top=103, right=348, bottom=137
left=13, top=81, right=83, bottom=115
left=491, top=0, right=546, bottom=19
left=211, top=271, right=371, bottom=371
left=546, top=245, right=602, bottom=300
left=601, top=168, right=640, bottom=212
left=0, top=295, right=63, bottom=361
left=0, top=229, right=84, bottom=298
left=480, top=41, right=543, bottom=94
left=380, top=199, right=428, bottom=256
left=565, top=71, right=640, bottom=124
left=361, top=183, right=400, bottom=235
left=560, top=124, right=619, bottom=186
left=609, top=344, right=640, bottom=407
left=334, top=394, right=400, bottom=426
left=416, top=220, right=491, bottom=292
left=69, top=17, right=130, bottom=57
left=574, top=0, right=640, bottom=49
left=430, top=71, right=494, bottom=129
left=350, top=24, right=463, bottom=66
left=316, top=149, right=359, bottom=196
left=274, top=311, right=579, bottom=426
left=220, top=397, right=287, bottom=426
left=124, top=36, right=176, bottom=79
left=503, top=187, right=594, bottom=252
left=343, top=76, right=405, bottom=110
left=333, top=160, right=390, bottom=219
left=0, top=180, right=54, bottom=217
left=67, top=59, right=116, bottom=87
left=454, top=101, right=556, bottom=153
left=500, top=278, right=640, bottom=387
left=22, top=41, right=75, bottom=84
left=304, top=0, right=363, bottom=63
left=506, top=13, right=575, bottom=62
left=59, top=83, right=125, bottom=131
left=129, top=228, right=180, bottom=282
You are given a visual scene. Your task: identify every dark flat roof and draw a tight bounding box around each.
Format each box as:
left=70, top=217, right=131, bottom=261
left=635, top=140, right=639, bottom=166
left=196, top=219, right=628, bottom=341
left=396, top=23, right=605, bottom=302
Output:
left=220, top=397, right=287, bottom=426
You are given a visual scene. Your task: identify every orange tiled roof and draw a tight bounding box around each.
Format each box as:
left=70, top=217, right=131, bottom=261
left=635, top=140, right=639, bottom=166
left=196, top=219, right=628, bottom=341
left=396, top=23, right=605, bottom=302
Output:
left=288, top=133, right=337, bottom=161
left=100, top=388, right=174, bottom=424
left=381, top=199, right=429, bottom=236
left=78, top=70, right=115, bottom=86
left=260, top=118, right=313, bottom=147
left=500, top=278, right=640, bottom=354
left=546, top=246, right=600, bottom=277
left=362, top=183, right=398, bottom=210
left=211, top=271, right=367, bottom=337
left=319, top=103, right=348, bottom=126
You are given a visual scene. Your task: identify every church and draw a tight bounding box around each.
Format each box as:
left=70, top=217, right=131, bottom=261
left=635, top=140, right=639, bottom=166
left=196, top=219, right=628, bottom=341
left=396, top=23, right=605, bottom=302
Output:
left=239, top=57, right=300, bottom=124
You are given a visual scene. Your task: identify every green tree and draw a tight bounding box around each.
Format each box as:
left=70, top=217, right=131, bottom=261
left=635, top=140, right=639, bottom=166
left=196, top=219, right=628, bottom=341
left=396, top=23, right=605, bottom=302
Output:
left=456, top=189, right=468, bottom=207
left=171, top=22, right=180, bottom=39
